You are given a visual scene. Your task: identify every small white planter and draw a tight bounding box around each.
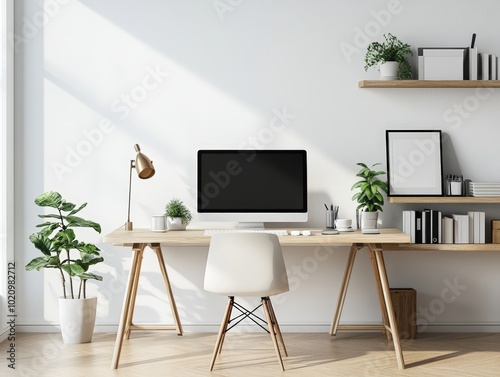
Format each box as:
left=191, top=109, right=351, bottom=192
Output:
left=167, top=217, right=187, bottom=230
left=361, top=211, right=379, bottom=230
left=59, top=297, right=97, bottom=344
left=379, top=61, right=399, bottom=80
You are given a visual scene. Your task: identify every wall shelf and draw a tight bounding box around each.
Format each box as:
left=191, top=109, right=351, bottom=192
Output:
left=388, top=196, right=500, bottom=204
left=383, top=243, right=500, bottom=252
left=359, top=80, right=500, bottom=88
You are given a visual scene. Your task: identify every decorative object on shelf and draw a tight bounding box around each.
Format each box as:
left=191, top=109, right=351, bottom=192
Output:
left=126, top=144, right=155, bottom=231
left=165, top=198, right=192, bottom=230
left=418, top=47, right=469, bottom=80
left=351, top=162, right=388, bottom=230
left=445, top=174, right=467, bottom=196
left=386, top=130, right=443, bottom=196
left=25, top=191, right=103, bottom=343
left=364, top=33, right=413, bottom=80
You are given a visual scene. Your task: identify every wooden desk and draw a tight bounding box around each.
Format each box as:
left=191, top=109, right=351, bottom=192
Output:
left=104, top=228, right=410, bottom=369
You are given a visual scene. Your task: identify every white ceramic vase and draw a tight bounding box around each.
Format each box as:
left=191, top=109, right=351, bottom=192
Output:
left=361, top=211, right=379, bottom=230
left=167, top=217, right=186, bottom=230
left=59, top=297, right=97, bottom=344
left=379, top=61, right=399, bottom=80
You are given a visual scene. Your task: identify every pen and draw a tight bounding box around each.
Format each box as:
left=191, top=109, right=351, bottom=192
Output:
left=471, top=33, right=476, bottom=48
left=324, top=203, right=329, bottom=210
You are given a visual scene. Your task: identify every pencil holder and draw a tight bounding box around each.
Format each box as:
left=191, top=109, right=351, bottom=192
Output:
left=326, top=209, right=337, bottom=229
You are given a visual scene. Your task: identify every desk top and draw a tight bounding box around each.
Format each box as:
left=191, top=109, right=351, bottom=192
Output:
left=103, top=228, right=410, bottom=247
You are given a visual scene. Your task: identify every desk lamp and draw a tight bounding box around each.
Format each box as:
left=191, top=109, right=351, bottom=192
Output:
left=126, top=144, right=155, bottom=230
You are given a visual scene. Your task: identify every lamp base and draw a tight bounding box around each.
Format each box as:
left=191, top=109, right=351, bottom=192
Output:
left=125, top=221, right=133, bottom=231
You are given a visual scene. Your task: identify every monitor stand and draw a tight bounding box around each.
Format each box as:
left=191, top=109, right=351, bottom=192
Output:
left=237, top=222, right=265, bottom=229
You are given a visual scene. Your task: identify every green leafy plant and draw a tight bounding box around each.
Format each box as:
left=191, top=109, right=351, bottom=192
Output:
left=25, top=191, right=103, bottom=299
left=165, top=198, right=192, bottom=225
left=351, top=163, right=388, bottom=212
left=364, top=33, right=413, bottom=79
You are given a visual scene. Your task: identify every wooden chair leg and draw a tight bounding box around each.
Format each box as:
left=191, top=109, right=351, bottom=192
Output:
left=267, top=298, right=287, bottom=357
left=262, top=297, right=285, bottom=371
left=209, top=297, right=233, bottom=371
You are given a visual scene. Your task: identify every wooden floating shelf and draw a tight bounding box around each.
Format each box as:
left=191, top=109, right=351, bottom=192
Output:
left=383, top=243, right=500, bottom=252
left=359, top=80, right=500, bottom=88
left=388, top=196, right=500, bottom=204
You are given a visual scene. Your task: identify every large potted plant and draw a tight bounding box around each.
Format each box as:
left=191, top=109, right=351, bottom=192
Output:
left=351, top=163, right=388, bottom=230
left=364, top=33, right=413, bottom=80
left=165, top=198, right=192, bottom=230
left=25, top=191, right=103, bottom=343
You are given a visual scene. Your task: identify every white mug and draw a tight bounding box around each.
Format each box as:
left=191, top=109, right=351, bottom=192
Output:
left=151, top=215, right=166, bottom=232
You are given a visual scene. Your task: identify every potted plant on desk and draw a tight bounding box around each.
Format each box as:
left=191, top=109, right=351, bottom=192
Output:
left=351, top=163, right=388, bottom=230
left=25, top=191, right=103, bottom=343
left=364, top=33, right=413, bottom=80
left=165, top=198, right=192, bottom=230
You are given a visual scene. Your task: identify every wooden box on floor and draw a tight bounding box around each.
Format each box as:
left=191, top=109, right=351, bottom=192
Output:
left=390, top=288, right=417, bottom=339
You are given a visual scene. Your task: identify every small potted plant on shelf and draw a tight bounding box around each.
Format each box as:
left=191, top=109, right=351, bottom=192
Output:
left=351, top=163, right=388, bottom=230
left=25, top=191, right=104, bottom=344
left=165, top=198, right=192, bottom=230
left=364, top=33, right=413, bottom=80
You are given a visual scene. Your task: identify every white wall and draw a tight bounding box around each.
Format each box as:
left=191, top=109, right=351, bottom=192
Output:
left=16, top=0, right=500, bottom=333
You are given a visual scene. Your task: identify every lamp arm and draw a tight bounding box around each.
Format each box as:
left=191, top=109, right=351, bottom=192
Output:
left=126, top=160, right=135, bottom=230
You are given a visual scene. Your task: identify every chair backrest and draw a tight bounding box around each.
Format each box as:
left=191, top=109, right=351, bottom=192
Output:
left=204, top=233, right=289, bottom=297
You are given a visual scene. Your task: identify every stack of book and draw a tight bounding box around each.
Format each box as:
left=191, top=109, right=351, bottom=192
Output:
left=469, top=182, right=500, bottom=197
left=402, top=210, right=485, bottom=244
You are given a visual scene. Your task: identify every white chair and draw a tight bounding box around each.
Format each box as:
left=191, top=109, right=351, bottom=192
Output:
left=204, top=232, right=289, bottom=371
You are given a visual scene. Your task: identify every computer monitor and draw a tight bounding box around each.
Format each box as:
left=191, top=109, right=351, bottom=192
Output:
left=197, top=150, right=308, bottom=227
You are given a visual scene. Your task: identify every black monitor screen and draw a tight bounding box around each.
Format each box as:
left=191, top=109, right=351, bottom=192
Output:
left=197, top=150, right=307, bottom=213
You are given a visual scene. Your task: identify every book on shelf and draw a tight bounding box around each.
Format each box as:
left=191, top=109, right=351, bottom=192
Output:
left=469, top=47, right=478, bottom=80
left=403, top=209, right=484, bottom=244
left=442, top=216, right=454, bottom=243
left=452, top=214, right=469, bottom=243
left=468, top=211, right=485, bottom=243
left=480, top=52, right=490, bottom=80
left=402, top=209, right=442, bottom=244
left=431, top=209, right=442, bottom=244
left=491, top=55, right=497, bottom=80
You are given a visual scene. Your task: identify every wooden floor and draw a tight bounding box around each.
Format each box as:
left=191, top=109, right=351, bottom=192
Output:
left=1, top=331, right=499, bottom=376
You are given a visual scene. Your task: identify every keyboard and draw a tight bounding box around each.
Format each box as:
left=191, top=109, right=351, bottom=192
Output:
left=204, top=229, right=288, bottom=236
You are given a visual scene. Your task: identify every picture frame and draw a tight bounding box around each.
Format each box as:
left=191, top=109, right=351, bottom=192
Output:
left=386, top=130, right=443, bottom=196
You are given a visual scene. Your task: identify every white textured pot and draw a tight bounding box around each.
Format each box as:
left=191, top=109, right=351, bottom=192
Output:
left=361, top=211, right=379, bottom=230
left=59, top=297, right=97, bottom=344
left=379, top=61, right=399, bottom=80
left=167, top=217, right=186, bottom=230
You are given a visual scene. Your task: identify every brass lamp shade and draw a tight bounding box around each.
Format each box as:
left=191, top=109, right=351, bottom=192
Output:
left=134, top=144, right=155, bottom=179
left=126, top=144, right=155, bottom=230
